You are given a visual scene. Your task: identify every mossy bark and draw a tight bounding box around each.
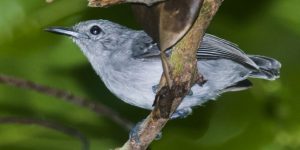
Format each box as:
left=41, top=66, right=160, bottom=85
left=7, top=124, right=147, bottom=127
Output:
left=117, top=0, right=224, bottom=150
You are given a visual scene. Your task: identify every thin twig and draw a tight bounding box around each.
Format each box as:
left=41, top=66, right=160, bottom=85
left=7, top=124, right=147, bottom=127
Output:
left=160, top=53, right=173, bottom=88
left=0, top=74, right=133, bottom=130
left=88, top=0, right=165, bottom=7
left=0, top=117, right=89, bottom=150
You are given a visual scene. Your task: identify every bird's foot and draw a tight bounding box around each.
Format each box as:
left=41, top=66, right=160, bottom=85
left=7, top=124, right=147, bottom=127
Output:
left=196, top=73, right=207, bottom=86
left=170, top=107, right=193, bottom=120
left=130, top=108, right=192, bottom=143
left=129, top=120, right=162, bottom=143
left=152, top=84, right=159, bottom=94
left=129, top=121, right=143, bottom=144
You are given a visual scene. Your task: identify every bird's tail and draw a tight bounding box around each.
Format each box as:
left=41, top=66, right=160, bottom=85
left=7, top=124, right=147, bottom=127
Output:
left=248, top=55, right=281, bottom=80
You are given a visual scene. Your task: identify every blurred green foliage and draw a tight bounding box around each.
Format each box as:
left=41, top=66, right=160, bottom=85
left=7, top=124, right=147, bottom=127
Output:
left=0, top=0, right=299, bottom=150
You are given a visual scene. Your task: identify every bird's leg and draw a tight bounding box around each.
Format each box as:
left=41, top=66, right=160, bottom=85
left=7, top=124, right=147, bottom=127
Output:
left=170, top=107, right=193, bottom=120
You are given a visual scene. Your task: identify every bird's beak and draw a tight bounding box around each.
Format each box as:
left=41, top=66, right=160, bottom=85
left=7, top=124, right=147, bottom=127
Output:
left=45, top=27, right=90, bottom=39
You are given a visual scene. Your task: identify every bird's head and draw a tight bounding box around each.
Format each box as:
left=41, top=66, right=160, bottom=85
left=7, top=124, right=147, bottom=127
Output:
left=46, top=19, right=133, bottom=61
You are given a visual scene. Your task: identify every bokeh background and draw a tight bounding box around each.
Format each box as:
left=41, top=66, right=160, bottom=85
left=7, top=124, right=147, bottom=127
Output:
left=0, top=0, right=299, bottom=150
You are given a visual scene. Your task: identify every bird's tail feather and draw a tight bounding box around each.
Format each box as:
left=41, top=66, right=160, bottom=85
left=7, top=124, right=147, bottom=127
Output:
left=248, top=55, right=281, bottom=80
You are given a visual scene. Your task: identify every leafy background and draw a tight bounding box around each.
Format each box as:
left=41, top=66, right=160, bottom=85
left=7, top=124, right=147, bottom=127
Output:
left=0, top=0, right=299, bottom=150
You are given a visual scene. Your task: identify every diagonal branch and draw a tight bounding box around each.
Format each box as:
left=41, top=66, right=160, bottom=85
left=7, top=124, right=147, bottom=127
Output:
left=0, top=74, right=133, bottom=130
left=0, top=117, right=89, bottom=150
left=88, top=0, right=165, bottom=7
left=117, top=0, right=223, bottom=149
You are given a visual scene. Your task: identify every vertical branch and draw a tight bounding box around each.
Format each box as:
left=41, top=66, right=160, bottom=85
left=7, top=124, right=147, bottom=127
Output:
left=117, top=0, right=223, bottom=150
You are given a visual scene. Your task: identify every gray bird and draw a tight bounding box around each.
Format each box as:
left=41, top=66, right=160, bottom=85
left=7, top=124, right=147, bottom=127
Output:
left=46, top=19, right=281, bottom=119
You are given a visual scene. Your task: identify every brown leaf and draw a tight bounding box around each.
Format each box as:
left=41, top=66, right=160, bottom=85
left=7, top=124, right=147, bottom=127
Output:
left=132, top=0, right=203, bottom=50
left=132, top=4, right=161, bottom=45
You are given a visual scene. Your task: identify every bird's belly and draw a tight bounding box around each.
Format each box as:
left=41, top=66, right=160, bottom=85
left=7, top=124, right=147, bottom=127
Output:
left=104, top=59, right=246, bottom=110
left=105, top=60, right=162, bottom=109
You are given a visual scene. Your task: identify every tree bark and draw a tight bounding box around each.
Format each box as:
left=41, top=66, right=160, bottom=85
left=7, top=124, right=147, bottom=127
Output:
left=117, top=0, right=223, bottom=149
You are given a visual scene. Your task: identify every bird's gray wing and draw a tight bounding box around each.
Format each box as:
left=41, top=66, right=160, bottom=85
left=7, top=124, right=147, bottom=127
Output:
left=131, top=31, right=161, bottom=59
left=132, top=32, right=259, bottom=70
left=197, top=34, right=259, bottom=70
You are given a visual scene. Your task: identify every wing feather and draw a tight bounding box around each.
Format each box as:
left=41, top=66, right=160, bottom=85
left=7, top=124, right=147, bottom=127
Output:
left=197, top=34, right=259, bottom=70
left=133, top=32, right=259, bottom=70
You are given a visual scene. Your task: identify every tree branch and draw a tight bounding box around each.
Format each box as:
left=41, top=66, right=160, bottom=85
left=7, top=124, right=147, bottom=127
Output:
left=88, top=0, right=165, bottom=7
left=117, top=0, right=223, bottom=149
left=0, top=74, right=133, bottom=130
left=0, top=117, right=89, bottom=150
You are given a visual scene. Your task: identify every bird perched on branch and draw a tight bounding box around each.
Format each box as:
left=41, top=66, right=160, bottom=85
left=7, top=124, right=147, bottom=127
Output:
left=46, top=19, right=281, bottom=119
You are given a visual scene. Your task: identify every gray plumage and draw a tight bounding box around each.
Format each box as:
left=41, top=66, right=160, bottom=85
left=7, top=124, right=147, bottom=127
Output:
left=46, top=19, right=281, bottom=112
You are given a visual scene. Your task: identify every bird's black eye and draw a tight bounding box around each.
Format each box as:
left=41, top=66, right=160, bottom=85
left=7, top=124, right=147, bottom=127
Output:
left=90, top=25, right=102, bottom=35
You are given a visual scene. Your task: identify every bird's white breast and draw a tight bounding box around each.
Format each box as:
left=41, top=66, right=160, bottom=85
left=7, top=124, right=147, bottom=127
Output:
left=93, top=56, right=248, bottom=110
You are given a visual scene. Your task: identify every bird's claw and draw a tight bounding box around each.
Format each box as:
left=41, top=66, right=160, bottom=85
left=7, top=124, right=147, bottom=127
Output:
left=129, top=121, right=143, bottom=144
left=129, top=120, right=163, bottom=143
left=170, top=107, right=193, bottom=120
